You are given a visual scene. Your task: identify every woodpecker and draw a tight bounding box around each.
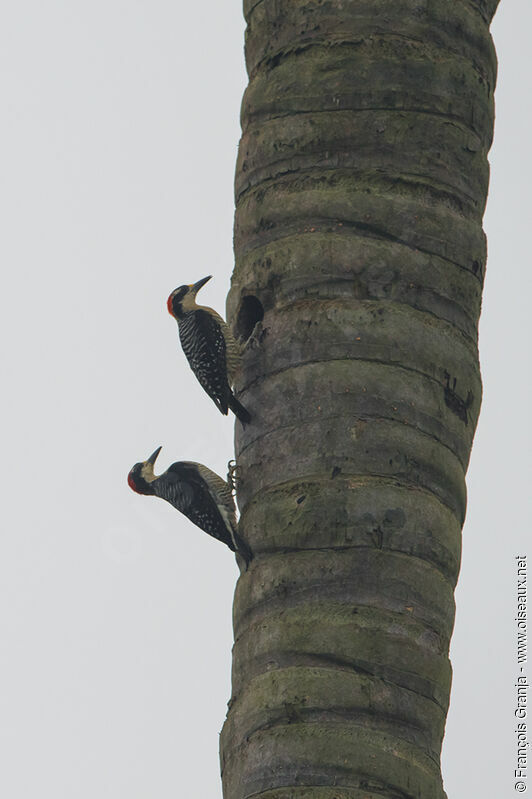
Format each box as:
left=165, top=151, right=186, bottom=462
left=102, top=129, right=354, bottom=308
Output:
left=127, top=446, right=251, bottom=565
left=167, top=276, right=251, bottom=423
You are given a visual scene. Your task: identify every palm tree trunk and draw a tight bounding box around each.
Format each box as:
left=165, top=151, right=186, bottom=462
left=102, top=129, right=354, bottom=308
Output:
left=221, top=2, right=500, bottom=797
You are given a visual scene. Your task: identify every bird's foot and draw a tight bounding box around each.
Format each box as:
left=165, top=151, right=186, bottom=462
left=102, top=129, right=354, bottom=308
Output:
left=227, top=459, right=241, bottom=493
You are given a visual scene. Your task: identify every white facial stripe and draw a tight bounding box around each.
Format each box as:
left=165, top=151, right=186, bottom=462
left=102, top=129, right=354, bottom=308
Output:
left=180, top=291, right=199, bottom=312
left=140, top=462, right=157, bottom=482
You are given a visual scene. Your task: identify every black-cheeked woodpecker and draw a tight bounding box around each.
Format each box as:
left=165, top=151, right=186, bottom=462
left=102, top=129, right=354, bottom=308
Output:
left=167, top=276, right=251, bottom=423
left=127, top=446, right=251, bottom=566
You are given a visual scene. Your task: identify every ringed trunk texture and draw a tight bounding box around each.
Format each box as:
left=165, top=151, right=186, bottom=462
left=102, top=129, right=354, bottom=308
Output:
left=222, top=1, right=499, bottom=797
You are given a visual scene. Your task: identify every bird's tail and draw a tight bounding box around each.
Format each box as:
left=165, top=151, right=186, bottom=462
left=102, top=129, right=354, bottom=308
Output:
left=229, top=393, right=251, bottom=424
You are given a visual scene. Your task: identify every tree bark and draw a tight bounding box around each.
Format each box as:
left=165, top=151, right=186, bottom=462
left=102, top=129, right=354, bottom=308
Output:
left=221, top=2, right=499, bottom=797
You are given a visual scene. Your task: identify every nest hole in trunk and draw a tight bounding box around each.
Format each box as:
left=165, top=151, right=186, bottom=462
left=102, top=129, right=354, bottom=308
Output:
left=235, top=295, right=264, bottom=342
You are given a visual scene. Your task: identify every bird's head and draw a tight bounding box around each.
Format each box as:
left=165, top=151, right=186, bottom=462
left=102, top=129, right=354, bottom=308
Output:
left=127, top=446, right=162, bottom=495
left=167, top=275, right=212, bottom=319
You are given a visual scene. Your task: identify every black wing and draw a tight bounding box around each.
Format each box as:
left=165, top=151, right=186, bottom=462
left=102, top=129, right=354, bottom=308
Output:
left=178, top=310, right=230, bottom=414
left=157, top=465, right=236, bottom=551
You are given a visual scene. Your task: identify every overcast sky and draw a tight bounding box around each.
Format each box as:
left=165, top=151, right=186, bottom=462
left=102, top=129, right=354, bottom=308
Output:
left=1, top=2, right=530, bottom=797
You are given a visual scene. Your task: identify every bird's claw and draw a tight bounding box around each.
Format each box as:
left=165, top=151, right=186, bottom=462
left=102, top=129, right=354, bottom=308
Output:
left=227, top=459, right=241, bottom=493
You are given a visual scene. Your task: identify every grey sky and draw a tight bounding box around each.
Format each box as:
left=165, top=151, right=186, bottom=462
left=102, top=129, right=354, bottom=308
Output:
left=2, top=2, right=530, bottom=797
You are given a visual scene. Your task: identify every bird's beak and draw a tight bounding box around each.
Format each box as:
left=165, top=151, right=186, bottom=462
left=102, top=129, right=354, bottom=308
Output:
left=146, top=446, right=162, bottom=465
left=191, top=275, right=212, bottom=294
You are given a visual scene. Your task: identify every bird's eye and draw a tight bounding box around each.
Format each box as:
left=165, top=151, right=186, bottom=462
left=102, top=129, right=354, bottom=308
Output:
left=169, top=286, right=188, bottom=303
